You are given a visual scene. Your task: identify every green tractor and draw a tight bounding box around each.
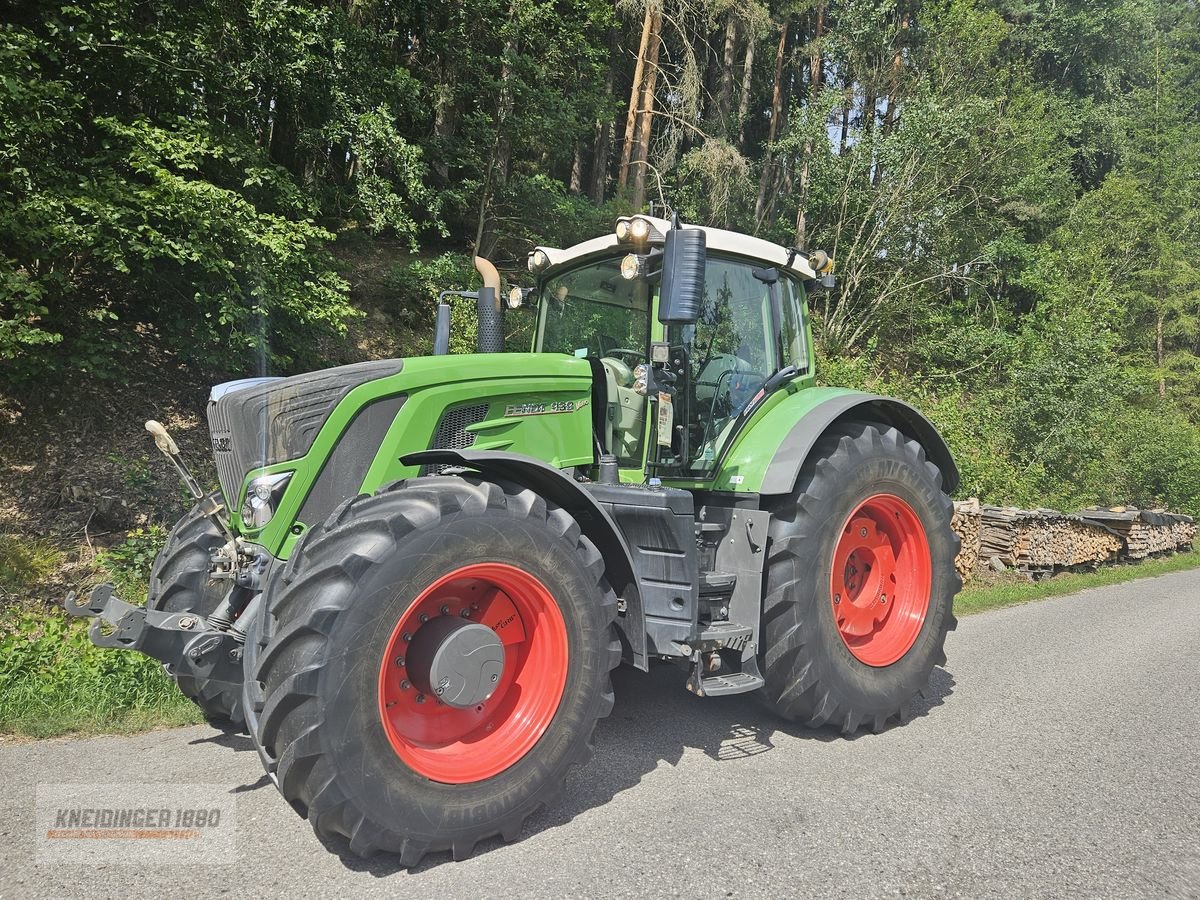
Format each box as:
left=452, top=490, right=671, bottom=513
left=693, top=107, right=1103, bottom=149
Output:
left=67, top=215, right=960, bottom=863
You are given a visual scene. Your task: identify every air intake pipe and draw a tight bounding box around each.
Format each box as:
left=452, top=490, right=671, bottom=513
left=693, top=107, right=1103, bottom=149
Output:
left=474, top=256, right=504, bottom=353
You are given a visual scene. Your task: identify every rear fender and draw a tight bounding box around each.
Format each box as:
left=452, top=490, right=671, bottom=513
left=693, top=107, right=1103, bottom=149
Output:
left=759, top=393, right=960, bottom=496
left=400, top=449, right=649, bottom=669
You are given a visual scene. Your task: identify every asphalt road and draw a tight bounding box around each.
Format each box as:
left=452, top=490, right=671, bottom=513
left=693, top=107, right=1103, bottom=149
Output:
left=2, top=569, right=1199, bottom=899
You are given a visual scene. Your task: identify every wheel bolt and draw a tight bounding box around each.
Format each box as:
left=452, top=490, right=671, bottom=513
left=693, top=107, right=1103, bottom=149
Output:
left=860, top=527, right=868, bottom=537
left=460, top=608, right=471, bottom=618
left=435, top=686, right=444, bottom=695
left=834, top=594, right=841, bottom=604
left=416, top=693, right=425, bottom=704
left=440, top=605, right=450, bottom=615
left=490, top=674, right=498, bottom=682
left=400, top=680, right=411, bottom=690
left=880, top=595, right=887, bottom=605
left=419, top=614, right=429, bottom=624
left=395, top=657, right=405, bottom=667
left=402, top=632, right=412, bottom=642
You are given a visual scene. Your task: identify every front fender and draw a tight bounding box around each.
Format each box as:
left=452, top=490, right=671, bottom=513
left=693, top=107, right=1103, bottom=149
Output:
left=713, top=387, right=959, bottom=496
left=400, top=449, right=650, bottom=669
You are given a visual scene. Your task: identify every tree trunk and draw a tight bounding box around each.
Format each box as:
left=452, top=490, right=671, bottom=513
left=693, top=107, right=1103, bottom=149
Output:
left=474, top=3, right=518, bottom=256
left=432, top=82, right=456, bottom=180
left=881, top=16, right=908, bottom=137
left=737, top=29, right=756, bottom=148
left=809, top=1, right=824, bottom=92
left=569, top=143, right=585, bottom=194
left=839, top=91, right=850, bottom=155
left=717, top=13, right=738, bottom=133
left=591, top=25, right=618, bottom=203
left=268, top=95, right=297, bottom=175
left=754, top=20, right=790, bottom=227
left=619, top=4, right=655, bottom=191
left=1157, top=307, right=1166, bottom=398
left=795, top=2, right=825, bottom=249
left=629, top=8, right=662, bottom=210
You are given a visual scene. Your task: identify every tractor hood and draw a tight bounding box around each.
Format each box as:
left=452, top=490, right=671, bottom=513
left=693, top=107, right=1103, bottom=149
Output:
left=207, top=359, right=405, bottom=508
left=206, top=353, right=595, bottom=554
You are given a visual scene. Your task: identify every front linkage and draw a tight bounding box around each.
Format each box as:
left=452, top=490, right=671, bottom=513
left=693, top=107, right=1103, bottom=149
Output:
left=63, top=419, right=267, bottom=724
left=64, top=583, right=246, bottom=707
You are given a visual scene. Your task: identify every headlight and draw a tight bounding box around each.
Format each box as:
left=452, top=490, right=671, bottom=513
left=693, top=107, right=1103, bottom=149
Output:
left=506, top=286, right=525, bottom=309
left=615, top=218, right=631, bottom=241
left=528, top=249, right=550, bottom=272
left=620, top=253, right=643, bottom=280
left=629, top=217, right=651, bottom=242
left=241, top=472, right=292, bottom=529
left=633, top=364, right=648, bottom=396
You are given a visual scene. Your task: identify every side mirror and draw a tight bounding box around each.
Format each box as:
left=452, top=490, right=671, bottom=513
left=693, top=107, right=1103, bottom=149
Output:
left=657, top=226, right=705, bottom=325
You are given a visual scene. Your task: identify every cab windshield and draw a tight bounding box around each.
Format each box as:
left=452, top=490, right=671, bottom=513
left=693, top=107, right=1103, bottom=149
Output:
left=538, top=257, right=649, bottom=358
left=536, top=256, right=650, bottom=467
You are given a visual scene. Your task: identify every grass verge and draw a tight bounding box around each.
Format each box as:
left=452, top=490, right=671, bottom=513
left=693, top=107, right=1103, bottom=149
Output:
left=1, top=527, right=203, bottom=740
left=0, top=610, right=204, bottom=739
left=956, top=548, right=1200, bottom=617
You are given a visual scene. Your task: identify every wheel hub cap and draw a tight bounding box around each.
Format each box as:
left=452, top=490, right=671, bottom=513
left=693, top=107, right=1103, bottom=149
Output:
left=407, top=618, right=505, bottom=708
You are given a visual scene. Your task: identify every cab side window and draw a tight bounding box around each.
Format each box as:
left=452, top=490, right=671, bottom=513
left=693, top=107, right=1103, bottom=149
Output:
left=779, top=275, right=809, bottom=374
left=683, top=257, right=778, bottom=470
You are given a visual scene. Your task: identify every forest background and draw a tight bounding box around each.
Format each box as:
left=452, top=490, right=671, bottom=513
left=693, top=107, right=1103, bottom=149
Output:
left=3, top=0, right=1200, bottom=545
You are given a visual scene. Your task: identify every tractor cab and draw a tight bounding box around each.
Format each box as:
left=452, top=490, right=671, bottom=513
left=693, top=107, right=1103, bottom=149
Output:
left=526, top=216, right=819, bottom=480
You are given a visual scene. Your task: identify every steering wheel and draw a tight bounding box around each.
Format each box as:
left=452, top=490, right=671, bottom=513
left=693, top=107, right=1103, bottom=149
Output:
left=605, top=348, right=645, bottom=368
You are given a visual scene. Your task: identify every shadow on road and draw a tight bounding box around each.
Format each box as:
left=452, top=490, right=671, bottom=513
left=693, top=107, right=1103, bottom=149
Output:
left=188, top=728, right=255, bottom=753
left=306, top=661, right=956, bottom=875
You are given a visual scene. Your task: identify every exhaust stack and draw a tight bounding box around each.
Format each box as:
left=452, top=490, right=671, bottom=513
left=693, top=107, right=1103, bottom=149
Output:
left=474, top=256, right=504, bottom=353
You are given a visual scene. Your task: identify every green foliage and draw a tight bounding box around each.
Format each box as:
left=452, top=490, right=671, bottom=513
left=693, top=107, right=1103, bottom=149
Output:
left=387, top=253, right=480, bottom=355
left=0, top=536, right=65, bottom=596
left=97, top=526, right=167, bottom=600
left=0, top=0, right=1198, bottom=523
left=0, top=609, right=199, bottom=737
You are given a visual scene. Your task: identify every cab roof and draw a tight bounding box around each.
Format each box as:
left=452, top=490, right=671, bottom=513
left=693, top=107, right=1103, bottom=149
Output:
left=536, top=217, right=818, bottom=280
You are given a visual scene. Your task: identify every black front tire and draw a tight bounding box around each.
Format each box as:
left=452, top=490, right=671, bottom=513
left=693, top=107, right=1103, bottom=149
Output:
left=147, top=492, right=245, bottom=726
left=760, top=421, right=959, bottom=733
left=252, top=476, right=622, bottom=864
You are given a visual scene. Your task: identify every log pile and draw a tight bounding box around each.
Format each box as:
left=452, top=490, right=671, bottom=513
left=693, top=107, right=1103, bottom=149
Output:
left=950, top=498, right=982, bottom=583
left=979, top=506, right=1123, bottom=574
left=1077, top=507, right=1196, bottom=559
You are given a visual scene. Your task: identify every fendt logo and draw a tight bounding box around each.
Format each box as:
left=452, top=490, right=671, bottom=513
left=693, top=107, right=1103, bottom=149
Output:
left=211, top=436, right=232, bottom=453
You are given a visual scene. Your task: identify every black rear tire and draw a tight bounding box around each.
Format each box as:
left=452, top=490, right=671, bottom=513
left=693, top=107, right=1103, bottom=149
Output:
left=147, top=492, right=245, bottom=726
left=252, top=476, right=621, bottom=864
left=760, top=421, right=959, bottom=733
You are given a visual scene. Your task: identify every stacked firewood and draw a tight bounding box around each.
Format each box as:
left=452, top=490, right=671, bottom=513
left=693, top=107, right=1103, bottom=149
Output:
left=950, top=498, right=982, bottom=583
left=1077, top=507, right=1197, bottom=559
left=979, top=506, right=1123, bottom=573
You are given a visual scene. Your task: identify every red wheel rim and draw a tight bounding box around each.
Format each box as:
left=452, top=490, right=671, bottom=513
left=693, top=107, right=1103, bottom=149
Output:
left=830, top=493, right=932, bottom=667
left=377, top=563, right=568, bottom=783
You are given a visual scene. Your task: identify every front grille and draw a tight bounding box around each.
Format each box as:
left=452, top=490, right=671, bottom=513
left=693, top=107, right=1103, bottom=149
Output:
left=206, top=399, right=242, bottom=507
left=421, top=403, right=488, bottom=474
